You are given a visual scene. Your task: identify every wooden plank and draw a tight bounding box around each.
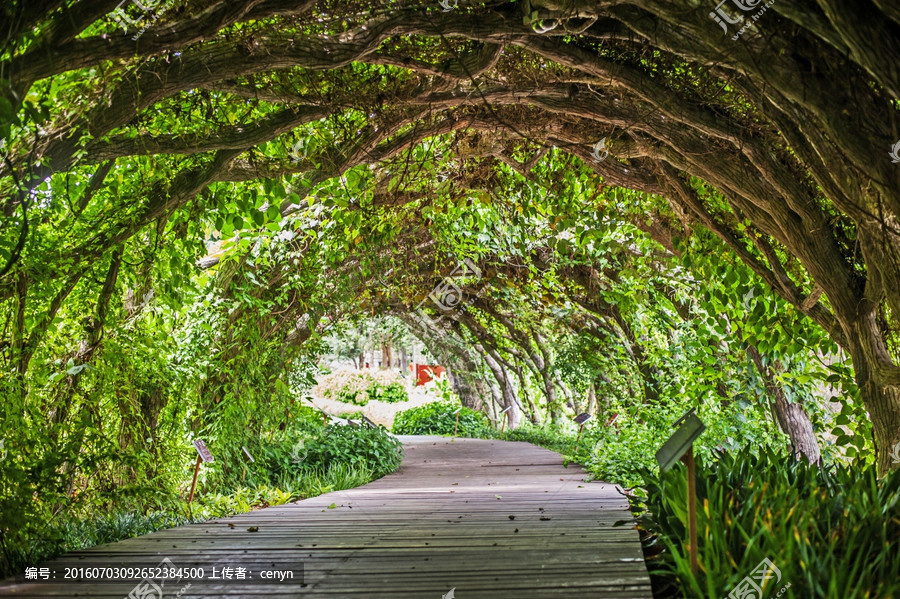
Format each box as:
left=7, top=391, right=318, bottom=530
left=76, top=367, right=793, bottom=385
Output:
left=0, top=435, right=652, bottom=598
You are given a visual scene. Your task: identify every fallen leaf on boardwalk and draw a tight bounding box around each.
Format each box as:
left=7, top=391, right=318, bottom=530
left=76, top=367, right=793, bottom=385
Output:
left=328, top=503, right=338, bottom=509
left=247, top=526, right=259, bottom=532
left=508, top=515, right=515, bottom=520
left=495, top=494, right=502, bottom=500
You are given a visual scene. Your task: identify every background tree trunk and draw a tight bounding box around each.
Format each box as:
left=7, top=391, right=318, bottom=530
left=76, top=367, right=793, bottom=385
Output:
left=381, top=338, right=392, bottom=370
left=747, top=345, right=821, bottom=463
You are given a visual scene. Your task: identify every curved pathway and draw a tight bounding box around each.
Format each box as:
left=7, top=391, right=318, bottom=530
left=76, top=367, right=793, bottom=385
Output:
left=0, top=436, right=652, bottom=598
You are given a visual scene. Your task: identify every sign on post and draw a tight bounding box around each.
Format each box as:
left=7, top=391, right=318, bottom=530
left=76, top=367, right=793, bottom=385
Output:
left=573, top=413, right=592, bottom=425
left=573, top=413, right=592, bottom=452
left=188, top=439, right=213, bottom=504
left=499, top=405, right=513, bottom=433
left=654, top=409, right=705, bottom=471
left=452, top=407, right=462, bottom=436
left=654, top=408, right=705, bottom=575
left=193, top=439, right=214, bottom=463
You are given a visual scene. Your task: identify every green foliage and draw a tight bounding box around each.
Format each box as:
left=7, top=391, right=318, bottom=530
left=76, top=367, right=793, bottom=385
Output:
left=494, top=425, right=577, bottom=457
left=318, top=370, right=409, bottom=405
left=336, top=385, right=371, bottom=405
left=630, top=448, right=900, bottom=598
left=423, top=373, right=459, bottom=404
left=294, top=462, right=379, bottom=497
left=367, top=381, right=408, bottom=403
left=0, top=510, right=190, bottom=574
left=336, top=380, right=407, bottom=405
left=392, top=401, right=491, bottom=436
left=300, top=424, right=403, bottom=478
left=0, top=16, right=890, bottom=592
left=338, top=410, right=366, bottom=420
left=577, top=398, right=787, bottom=488
left=4, top=10, right=896, bottom=599
left=0, top=420, right=400, bottom=579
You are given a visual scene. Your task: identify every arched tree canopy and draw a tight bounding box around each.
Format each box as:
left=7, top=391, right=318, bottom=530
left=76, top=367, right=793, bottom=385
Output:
left=1, top=0, right=899, bottom=472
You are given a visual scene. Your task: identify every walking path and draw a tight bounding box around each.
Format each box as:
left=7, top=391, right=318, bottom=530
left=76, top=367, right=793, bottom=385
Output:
left=0, top=436, right=653, bottom=598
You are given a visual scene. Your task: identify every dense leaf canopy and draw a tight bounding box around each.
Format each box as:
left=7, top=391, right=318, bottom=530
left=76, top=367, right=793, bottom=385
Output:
left=1, top=0, right=900, bottom=552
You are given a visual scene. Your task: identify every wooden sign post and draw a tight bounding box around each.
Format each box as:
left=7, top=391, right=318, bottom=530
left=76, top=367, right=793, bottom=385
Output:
left=685, top=446, right=698, bottom=574
left=606, top=412, right=619, bottom=429
left=573, top=413, right=592, bottom=453
left=499, top=405, right=513, bottom=434
left=188, top=439, right=214, bottom=504
left=240, top=445, right=255, bottom=481
left=654, top=408, right=705, bottom=575
left=453, top=407, right=462, bottom=436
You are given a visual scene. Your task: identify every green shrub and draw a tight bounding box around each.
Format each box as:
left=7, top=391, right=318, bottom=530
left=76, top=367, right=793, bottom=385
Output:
left=0, top=424, right=402, bottom=580
left=295, top=462, right=377, bottom=497
left=317, top=371, right=409, bottom=405
left=367, top=381, right=408, bottom=403
left=629, top=447, right=900, bottom=598
left=292, top=404, right=330, bottom=429
left=392, top=402, right=490, bottom=436
left=579, top=423, right=667, bottom=487
left=338, top=410, right=366, bottom=420
left=336, top=385, right=370, bottom=405
left=498, top=425, right=577, bottom=456
left=300, top=424, right=403, bottom=477
left=573, top=401, right=788, bottom=488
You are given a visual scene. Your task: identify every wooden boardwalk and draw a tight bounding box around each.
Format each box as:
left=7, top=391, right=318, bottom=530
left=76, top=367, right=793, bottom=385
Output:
left=0, top=436, right=653, bottom=598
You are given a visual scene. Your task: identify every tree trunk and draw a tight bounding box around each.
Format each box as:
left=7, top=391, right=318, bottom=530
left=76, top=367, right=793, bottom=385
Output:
left=448, top=364, right=489, bottom=412
left=481, top=347, right=521, bottom=429
left=747, top=345, right=821, bottom=463
left=609, top=308, right=659, bottom=403
left=401, top=313, right=488, bottom=411
left=586, top=383, right=597, bottom=417
left=399, top=346, right=408, bottom=374
left=865, top=383, right=900, bottom=474
left=381, top=338, right=392, bottom=369
left=847, top=340, right=900, bottom=474
left=513, top=359, right=541, bottom=425
left=530, top=333, right=561, bottom=423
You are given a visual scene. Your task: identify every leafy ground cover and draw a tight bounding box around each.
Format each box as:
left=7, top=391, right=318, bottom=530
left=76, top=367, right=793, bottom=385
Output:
left=392, top=401, right=491, bottom=436
left=630, top=449, right=900, bottom=598
left=0, top=417, right=403, bottom=580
